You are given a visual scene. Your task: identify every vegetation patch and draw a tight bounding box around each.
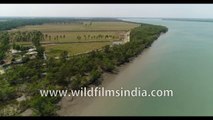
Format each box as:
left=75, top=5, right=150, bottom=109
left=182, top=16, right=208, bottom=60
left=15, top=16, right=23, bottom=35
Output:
left=0, top=21, right=168, bottom=116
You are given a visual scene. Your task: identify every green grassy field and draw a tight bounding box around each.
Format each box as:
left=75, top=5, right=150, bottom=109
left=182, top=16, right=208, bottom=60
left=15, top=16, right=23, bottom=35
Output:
left=45, top=42, right=111, bottom=57
left=10, top=22, right=139, bottom=32
left=11, top=21, right=139, bottom=56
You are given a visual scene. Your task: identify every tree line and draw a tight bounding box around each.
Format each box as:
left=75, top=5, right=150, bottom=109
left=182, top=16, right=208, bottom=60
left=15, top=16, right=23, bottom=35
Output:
left=77, top=34, right=118, bottom=40
left=0, top=32, right=10, bottom=61
left=44, top=34, right=66, bottom=41
left=0, top=18, right=82, bottom=31
left=10, top=31, right=44, bottom=43
left=44, top=34, right=118, bottom=41
left=0, top=17, right=122, bottom=31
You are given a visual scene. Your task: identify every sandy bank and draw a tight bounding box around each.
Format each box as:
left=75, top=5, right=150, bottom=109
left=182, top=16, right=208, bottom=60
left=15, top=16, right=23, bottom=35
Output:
left=56, top=32, right=166, bottom=116
left=56, top=62, right=133, bottom=116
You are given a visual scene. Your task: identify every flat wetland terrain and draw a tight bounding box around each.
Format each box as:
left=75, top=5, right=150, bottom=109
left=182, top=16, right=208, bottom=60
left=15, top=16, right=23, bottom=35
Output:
left=10, top=22, right=138, bottom=32
left=45, top=42, right=111, bottom=57
left=10, top=21, right=139, bottom=57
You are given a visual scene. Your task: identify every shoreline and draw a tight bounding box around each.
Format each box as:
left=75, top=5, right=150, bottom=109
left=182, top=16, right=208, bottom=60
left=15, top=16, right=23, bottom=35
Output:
left=56, top=61, right=133, bottom=116
left=56, top=30, right=167, bottom=116
left=56, top=45, right=156, bottom=116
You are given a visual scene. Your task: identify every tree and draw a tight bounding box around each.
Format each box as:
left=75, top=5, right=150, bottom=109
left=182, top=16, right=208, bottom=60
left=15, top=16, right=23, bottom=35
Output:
left=30, top=96, right=59, bottom=116
left=22, top=56, right=30, bottom=63
left=70, top=74, right=81, bottom=89
left=0, top=51, right=5, bottom=61
left=46, top=57, right=56, bottom=71
left=31, top=31, right=44, bottom=48
left=89, top=69, right=101, bottom=84
left=84, top=35, right=87, bottom=40
left=36, top=46, right=45, bottom=59
left=45, top=34, right=48, bottom=39
left=104, top=45, right=110, bottom=53
left=0, top=32, right=10, bottom=61
left=101, top=58, right=115, bottom=72
left=87, top=35, right=91, bottom=39
left=12, top=43, right=21, bottom=50
left=60, top=51, right=68, bottom=63
left=77, top=36, right=81, bottom=40
left=97, top=34, right=102, bottom=39
left=49, top=35, right=51, bottom=41
left=55, top=64, right=72, bottom=85
left=5, top=65, right=38, bottom=85
left=0, top=78, right=16, bottom=102
left=105, top=35, right=109, bottom=39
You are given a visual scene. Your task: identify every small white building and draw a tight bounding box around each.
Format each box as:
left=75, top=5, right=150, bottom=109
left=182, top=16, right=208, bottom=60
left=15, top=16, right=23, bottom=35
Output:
left=28, top=48, right=36, bottom=52
left=26, top=51, right=38, bottom=60
left=26, top=51, right=38, bottom=55
left=10, top=49, right=21, bottom=54
left=26, top=47, right=37, bottom=57
left=112, top=41, right=124, bottom=45
left=55, top=56, right=59, bottom=60
left=0, top=67, right=5, bottom=75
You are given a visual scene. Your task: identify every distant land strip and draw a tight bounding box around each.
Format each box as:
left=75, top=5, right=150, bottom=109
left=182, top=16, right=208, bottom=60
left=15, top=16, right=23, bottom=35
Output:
left=162, top=18, right=213, bottom=23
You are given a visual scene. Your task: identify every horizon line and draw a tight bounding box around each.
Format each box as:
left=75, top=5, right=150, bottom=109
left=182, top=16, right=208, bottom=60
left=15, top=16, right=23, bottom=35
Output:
left=1, top=16, right=213, bottom=19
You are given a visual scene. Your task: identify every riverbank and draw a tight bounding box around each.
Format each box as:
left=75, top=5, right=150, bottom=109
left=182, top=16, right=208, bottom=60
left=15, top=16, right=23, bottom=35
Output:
left=56, top=31, right=167, bottom=116
left=0, top=21, right=167, bottom=116
left=56, top=56, right=139, bottom=116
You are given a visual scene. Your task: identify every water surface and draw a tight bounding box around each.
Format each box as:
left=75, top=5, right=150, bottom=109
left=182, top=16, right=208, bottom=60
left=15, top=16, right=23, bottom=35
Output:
left=80, top=18, right=213, bottom=116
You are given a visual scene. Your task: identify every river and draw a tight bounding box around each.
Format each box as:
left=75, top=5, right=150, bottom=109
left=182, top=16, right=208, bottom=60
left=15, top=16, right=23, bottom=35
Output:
left=74, top=18, right=213, bottom=116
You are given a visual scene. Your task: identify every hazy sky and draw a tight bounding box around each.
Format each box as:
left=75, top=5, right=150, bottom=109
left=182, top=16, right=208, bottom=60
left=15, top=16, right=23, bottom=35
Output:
left=0, top=4, right=213, bottom=18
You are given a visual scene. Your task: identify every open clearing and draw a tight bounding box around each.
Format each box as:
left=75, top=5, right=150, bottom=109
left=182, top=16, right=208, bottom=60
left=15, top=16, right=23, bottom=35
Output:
left=11, top=21, right=139, bottom=56
left=45, top=42, right=111, bottom=57
left=10, top=21, right=139, bottom=32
